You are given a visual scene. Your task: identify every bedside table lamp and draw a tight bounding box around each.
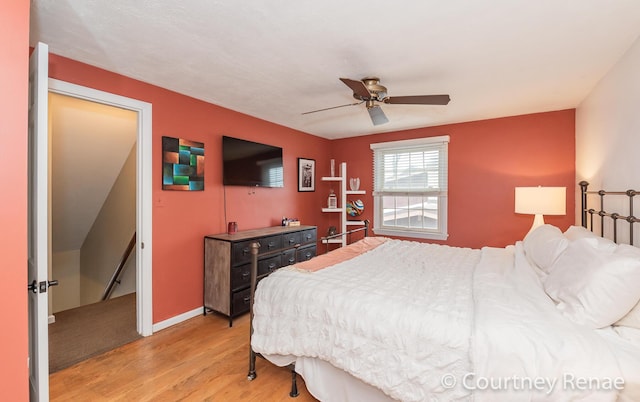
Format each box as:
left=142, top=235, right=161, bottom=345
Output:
left=515, top=186, right=566, bottom=235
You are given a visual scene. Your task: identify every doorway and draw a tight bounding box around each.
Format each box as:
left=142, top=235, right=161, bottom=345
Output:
left=49, top=93, right=136, bottom=310
left=48, top=93, right=140, bottom=371
left=47, top=79, right=153, bottom=337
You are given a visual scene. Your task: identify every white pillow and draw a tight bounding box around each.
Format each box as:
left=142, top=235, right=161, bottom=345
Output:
left=523, top=224, right=569, bottom=273
left=544, top=238, right=640, bottom=328
left=615, top=243, right=640, bottom=259
left=563, top=226, right=617, bottom=251
left=616, top=302, right=640, bottom=329
left=614, top=245, right=640, bottom=329
left=563, top=225, right=598, bottom=241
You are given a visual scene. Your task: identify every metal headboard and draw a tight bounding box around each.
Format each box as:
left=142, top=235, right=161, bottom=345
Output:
left=579, top=181, right=640, bottom=245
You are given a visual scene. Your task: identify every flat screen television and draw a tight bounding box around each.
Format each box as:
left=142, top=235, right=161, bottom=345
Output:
left=222, top=136, right=284, bottom=187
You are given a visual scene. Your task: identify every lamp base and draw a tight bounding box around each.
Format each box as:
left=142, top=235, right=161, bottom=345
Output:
left=526, top=214, right=545, bottom=236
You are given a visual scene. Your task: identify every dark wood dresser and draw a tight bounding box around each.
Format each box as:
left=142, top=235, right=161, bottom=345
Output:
left=204, top=225, right=317, bottom=325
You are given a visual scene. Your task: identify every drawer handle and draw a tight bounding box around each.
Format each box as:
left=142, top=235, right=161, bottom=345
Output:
left=268, top=263, right=277, bottom=269
left=242, top=248, right=249, bottom=255
left=288, top=258, right=295, bottom=264
left=243, top=296, right=250, bottom=304
left=304, top=253, right=312, bottom=260
left=242, top=272, right=250, bottom=279
left=288, top=238, right=295, bottom=244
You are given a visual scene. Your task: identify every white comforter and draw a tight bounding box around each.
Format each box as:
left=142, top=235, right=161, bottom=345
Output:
left=473, top=244, right=623, bottom=401
left=251, top=239, right=629, bottom=401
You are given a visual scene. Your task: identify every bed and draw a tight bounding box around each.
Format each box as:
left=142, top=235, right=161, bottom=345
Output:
left=247, top=182, right=640, bottom=401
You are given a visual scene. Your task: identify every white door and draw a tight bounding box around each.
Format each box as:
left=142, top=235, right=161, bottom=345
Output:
left=28, top=42, right=51, bottom=402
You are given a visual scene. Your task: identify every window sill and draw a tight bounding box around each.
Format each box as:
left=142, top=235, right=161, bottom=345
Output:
left=372, top=228, right=448, bottom=241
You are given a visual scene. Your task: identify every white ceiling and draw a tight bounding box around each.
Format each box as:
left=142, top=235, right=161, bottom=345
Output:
left=30, top=1, right=640, bottom=139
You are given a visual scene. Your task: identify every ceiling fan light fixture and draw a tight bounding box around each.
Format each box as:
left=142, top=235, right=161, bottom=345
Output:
left=361, top=77, right=387, bottom=98
left=302, top=76, right=450, bottom=126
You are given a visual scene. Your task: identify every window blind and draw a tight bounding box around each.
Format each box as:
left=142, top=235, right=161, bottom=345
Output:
left=371, top=136, right=449, bottom=195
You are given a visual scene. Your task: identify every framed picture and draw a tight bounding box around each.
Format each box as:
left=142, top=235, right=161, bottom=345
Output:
left=162, top=136, right=205, bottom=191
left=297, top=158, right=315, bottom=192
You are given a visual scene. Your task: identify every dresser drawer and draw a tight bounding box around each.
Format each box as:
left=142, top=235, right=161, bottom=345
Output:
left=230, top=263, right=251, bottom=291
left=296, top=245, right=316, bottom=262
left=283, top=231, right=302, bottom=248
left=231, top=240, right=255, bottom=266
left=260, top=235, right=283, bottom=254
left=258, top=255, right=281, bottom=276
left=281, top=249, right=297, bottom=266
left=300, top=228, right=317, bottom=244
left=231, top=288, right=251, bottom=316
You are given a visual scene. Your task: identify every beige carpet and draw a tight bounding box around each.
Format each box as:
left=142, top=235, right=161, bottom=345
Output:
left=49, top=293, right=141, bottom=373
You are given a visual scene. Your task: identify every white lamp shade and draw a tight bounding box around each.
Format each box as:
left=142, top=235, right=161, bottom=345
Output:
left=515, top=187, right=566, bottom=215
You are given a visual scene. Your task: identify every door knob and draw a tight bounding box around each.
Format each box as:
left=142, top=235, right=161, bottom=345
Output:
left=27, top=279, right=59, bottom=293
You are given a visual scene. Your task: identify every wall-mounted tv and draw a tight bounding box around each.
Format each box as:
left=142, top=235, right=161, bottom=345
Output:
left=222, top=136, right=284, bottom=188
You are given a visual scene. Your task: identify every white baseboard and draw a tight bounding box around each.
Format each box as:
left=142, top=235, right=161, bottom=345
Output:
left=152, top=306, right=203, bottom=333
left=48, top=314, right=55, bottom=324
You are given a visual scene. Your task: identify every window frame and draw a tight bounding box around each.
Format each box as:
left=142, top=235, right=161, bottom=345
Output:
left=370, top=135, right=449, bottom=240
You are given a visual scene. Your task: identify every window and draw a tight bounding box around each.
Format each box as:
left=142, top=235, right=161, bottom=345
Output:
left=370, top=135, right=449, bottom=240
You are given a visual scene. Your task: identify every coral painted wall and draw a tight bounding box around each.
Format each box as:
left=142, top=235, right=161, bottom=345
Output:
left=1, top=0, right=30, bottom=399
left=329, top=110, right=576, bottom=249
left=46, top=52, right=575, bottom=325
left=48, top=54, right=332, bottom=323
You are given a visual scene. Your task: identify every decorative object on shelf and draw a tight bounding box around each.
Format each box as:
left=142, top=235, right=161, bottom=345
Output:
left=349, top=177, right=360, bottom=191
left=327, top=226, right=337, bottom=236
left=282, top=218, right=301, bottom=227
left=330, top=159, right=336, bottom=177
left=328, top=189, right=338, bottom=208
left=162, top=136, right=204, bottom=191
left=297, top=158, right=315, bottom=192
left=346, top=199, right=365, bottom=217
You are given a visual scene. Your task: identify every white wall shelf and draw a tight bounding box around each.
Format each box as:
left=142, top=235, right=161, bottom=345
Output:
left=320, top=162, right=366, bottom=247
left=321, top=208, right=342, bottom=213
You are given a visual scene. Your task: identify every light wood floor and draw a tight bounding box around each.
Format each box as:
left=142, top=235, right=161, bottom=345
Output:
left=49, top=313, right=318, bottom=401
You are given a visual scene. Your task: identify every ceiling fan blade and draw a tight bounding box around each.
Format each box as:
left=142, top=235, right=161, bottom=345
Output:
left=367, top=105, right=389, bottom=126
left=339, top=78, right=372, bottom=99
left=301, top=101, right=364, bottom=115
left=384, top=95, right=451, bottom=105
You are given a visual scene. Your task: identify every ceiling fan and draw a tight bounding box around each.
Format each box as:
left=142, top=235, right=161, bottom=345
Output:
left=302, top=77, right=450, bottom=126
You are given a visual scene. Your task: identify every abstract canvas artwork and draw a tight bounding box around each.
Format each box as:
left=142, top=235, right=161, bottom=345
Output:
left=162, top=136, right=204, bottom=190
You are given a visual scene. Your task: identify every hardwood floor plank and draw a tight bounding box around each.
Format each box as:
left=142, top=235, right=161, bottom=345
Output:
left=50, top=314, right=318, bottom=401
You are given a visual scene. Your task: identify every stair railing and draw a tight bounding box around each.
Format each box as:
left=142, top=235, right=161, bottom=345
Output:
left=101, top=232, right=136, bottom=301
